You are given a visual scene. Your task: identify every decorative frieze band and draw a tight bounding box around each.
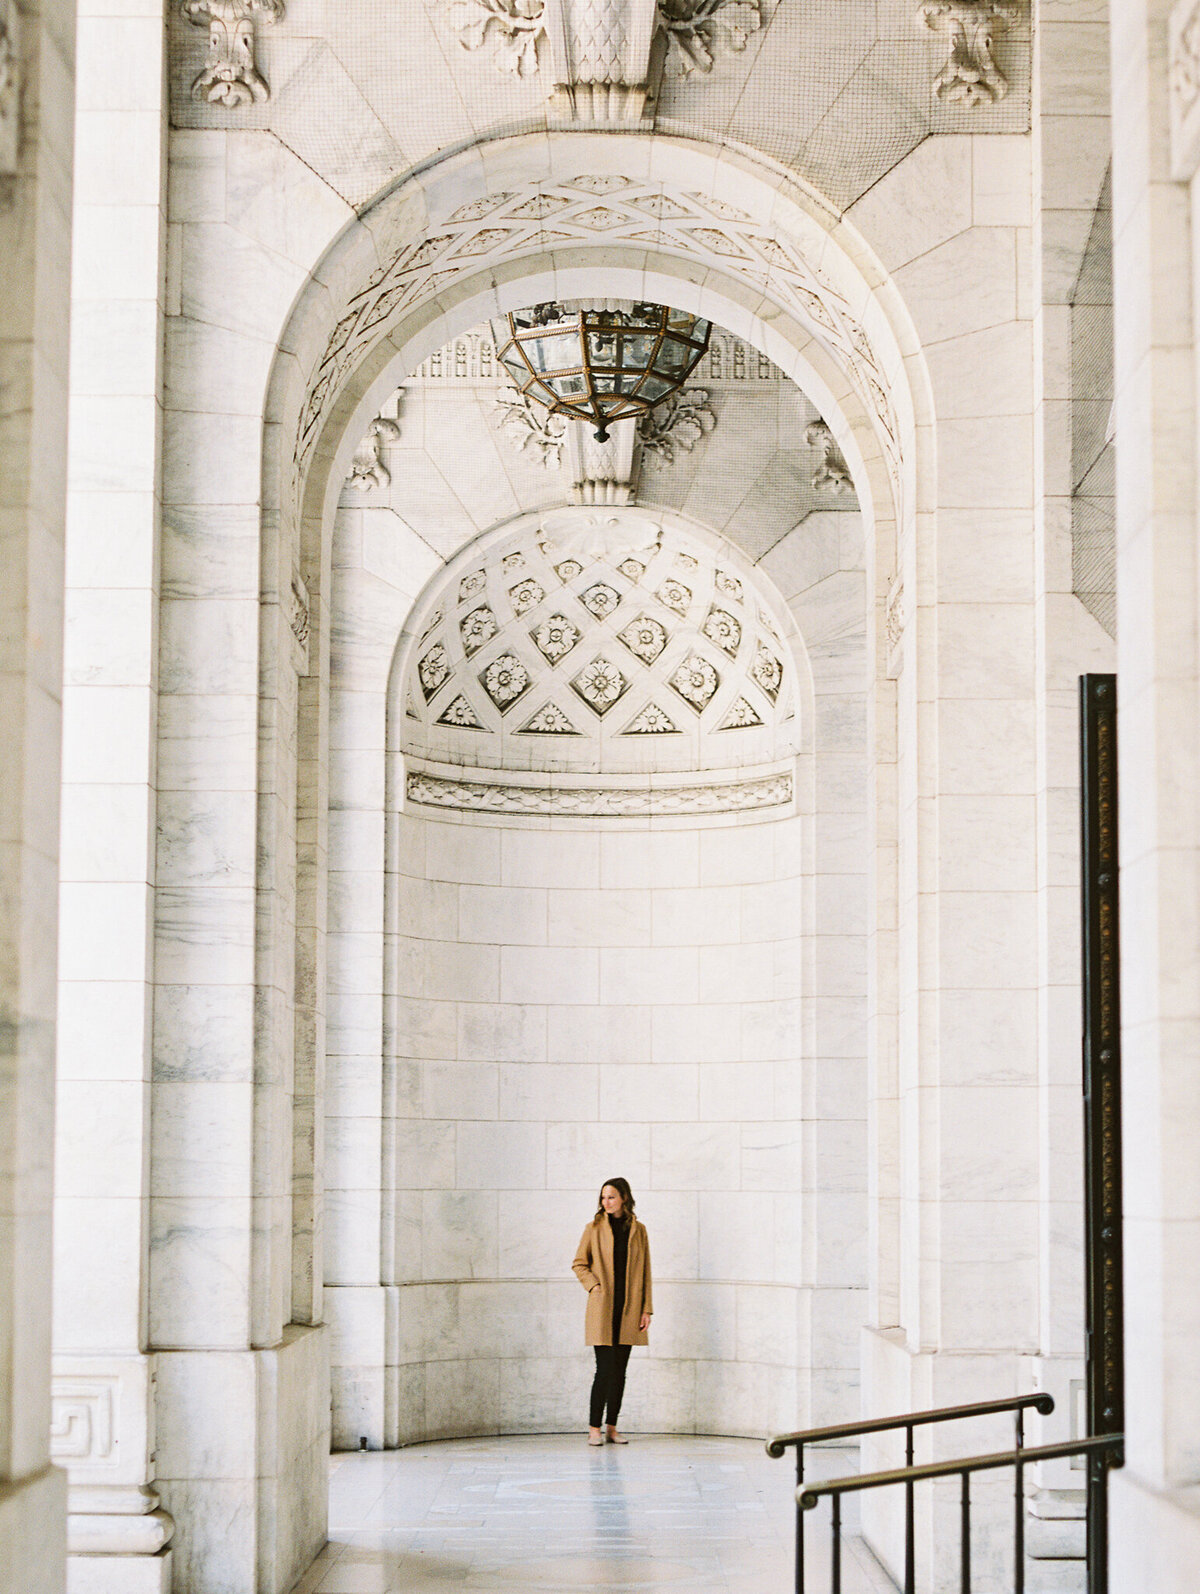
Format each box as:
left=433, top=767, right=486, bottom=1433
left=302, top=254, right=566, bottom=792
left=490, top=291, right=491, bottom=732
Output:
left=405, top=766, right=792, bottom=816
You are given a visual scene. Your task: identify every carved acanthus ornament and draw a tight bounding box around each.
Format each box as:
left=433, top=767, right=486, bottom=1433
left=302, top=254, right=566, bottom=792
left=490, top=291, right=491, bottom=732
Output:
left=495, top=384, right=568, bottom=467
left=656, top=0, right=762, bottom=75
left=347, top=416, right=401, bottom=492
left=805, top=419, right=853, bottom=494
left=0, top=0, right=18, bottom=175
left=182, top=0, right=285, bottom=107
left=638, top=388, right=716, bottom=466
left=917, top=1, right=1016, bottom=108
left=885, top=575, right=905, bottom=679
left=447, top=0, right=546, bottom=74
left=446, top=0, right=761, bottom=92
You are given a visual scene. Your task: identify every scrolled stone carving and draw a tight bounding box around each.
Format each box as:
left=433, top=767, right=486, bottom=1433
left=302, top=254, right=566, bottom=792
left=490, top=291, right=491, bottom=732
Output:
left=347, top=416, right=401, bottom=493
left=447, top=0, right=546, bottom=75
left=917, top=0, right=1016, bottom=108
left=0, top=0, right=18, bottom=176
left=638, top=386, right=716, bottom=466
left=495, top=383, right=568, bottom=467
left=805, top=418, right=853, bottom=494
left=182, top=0, right=285, bottom=108
left=656, top=0, right=762, bottom=75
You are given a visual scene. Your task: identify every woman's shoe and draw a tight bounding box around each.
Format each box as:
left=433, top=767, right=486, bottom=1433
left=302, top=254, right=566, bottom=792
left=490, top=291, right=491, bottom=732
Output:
left=606, top=1428, right=628, bottom=1444
left=588, top=1428, right=604, bottom=1446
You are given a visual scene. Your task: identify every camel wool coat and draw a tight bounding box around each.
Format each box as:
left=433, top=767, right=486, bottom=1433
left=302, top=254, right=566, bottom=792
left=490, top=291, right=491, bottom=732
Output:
left=572, top=1215, right=653, bottom=1347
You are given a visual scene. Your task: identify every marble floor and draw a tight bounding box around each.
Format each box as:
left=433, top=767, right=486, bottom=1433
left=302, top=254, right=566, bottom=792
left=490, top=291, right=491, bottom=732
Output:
left=290, top=1434, right=897, bottom=1592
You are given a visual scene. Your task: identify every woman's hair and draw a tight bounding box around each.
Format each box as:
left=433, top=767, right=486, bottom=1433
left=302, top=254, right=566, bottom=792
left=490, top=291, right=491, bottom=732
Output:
left=595, top=1177, right=635, bottom=1227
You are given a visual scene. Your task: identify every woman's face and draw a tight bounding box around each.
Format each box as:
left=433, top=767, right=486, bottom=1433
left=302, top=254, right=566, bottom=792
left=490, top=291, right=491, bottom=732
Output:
left=601, top=1184, right=625, bottom=1218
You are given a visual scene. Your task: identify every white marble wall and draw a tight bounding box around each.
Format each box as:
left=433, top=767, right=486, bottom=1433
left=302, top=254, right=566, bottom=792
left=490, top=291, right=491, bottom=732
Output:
left=54, top=2, right=172, bottom=1586
left=372, top=809, right=807, bottom=1443
left=1109, top=1, right=1200, bottom=1587
left=0, top=1, right=74, bottom=1590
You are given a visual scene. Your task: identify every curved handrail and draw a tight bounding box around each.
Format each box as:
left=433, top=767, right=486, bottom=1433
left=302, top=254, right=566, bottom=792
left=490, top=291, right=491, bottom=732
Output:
left=766, top=1391, right=1055, bottom=1458
left=796, top=1432, right=1124, bottom=1509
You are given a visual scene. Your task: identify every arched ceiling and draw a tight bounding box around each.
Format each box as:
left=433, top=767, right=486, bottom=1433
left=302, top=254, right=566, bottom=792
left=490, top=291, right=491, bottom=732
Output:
left=399, top=508, right=798, bottom=779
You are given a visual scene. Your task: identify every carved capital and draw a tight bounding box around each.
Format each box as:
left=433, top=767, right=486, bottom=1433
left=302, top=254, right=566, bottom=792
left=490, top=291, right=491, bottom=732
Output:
left=917, top=0, right=1016, bottom=109
left=347, top=415, right=401, bottom=493
left=182, top=0, right=285, bottom=108
left=543, top=0, right=658, bottom=122
left=0, top=0, right=18, bottom=175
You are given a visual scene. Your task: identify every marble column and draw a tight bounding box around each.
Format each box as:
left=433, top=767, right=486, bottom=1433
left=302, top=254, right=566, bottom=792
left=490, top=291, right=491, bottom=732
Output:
left=0, top=1, right=74, bottom=1591
left=1109, top=1, right=1200, bottom=1586
left=52, top=3, right=172, bottom=1590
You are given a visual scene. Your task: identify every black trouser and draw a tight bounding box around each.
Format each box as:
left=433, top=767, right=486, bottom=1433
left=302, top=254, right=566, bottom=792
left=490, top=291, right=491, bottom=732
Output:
left=589, top=1344, right=632, bottom=1428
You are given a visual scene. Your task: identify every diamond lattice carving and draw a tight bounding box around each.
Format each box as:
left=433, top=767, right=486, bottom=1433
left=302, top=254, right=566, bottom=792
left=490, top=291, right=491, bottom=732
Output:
left=460, top=605, right=499, bottom=655
left=580, top=582, right=622, bottom=619
left=519, top=702, right=583, bottom=734
left=532, top=613, right=583, bottom=664
left=437, top=694, right=486, bottom=728
left=571, top=655, right=631, bottom=715
left=669, top=653, right=720, bottom=711
left=621, top=702, right=681, bottom=735
left=717, top=696, right=762, bottom=729
left=702, top=606, right=741, bottom=657
left=509, top=578, right=546, bottom=615
left=418, top=643, right=451, bottom=701
left=750, top=645, right=782, bottom=703
left=482, top=653, right=532, bottom=710
left=656, top=578, right=692, bottom=616
left=617, top=616, right=669, bottom=665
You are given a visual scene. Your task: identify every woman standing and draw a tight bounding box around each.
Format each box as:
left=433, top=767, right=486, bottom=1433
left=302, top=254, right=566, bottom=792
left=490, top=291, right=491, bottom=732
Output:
left=571, top=1177, right=653, bottom=1446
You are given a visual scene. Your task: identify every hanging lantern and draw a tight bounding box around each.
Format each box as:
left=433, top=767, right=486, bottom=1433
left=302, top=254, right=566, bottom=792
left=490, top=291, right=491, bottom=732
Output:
left=491, top=300, right=712, bottom=442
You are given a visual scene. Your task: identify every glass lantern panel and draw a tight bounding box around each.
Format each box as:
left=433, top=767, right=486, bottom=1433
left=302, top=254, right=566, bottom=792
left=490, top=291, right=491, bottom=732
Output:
left=622, top=333, right=658, bottom=367
left=545, top=372, right=588, bottom=397
left=592, top=373, right=621, bottom=392
left=637, top=374, right=674, bottom=402
left=586, top=330, right=620, bottom=365
left=653, top=337, right=693, bottom=377
left=526, top=332, right=583, bottom=374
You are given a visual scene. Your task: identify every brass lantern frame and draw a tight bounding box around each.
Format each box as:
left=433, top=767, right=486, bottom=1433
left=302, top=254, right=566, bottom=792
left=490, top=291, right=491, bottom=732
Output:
left=492, top=300, right=712, bottom=441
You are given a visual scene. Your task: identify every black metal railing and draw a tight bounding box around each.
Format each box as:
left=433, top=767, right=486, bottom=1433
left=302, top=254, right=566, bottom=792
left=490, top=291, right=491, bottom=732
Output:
left=766, top=1393, right=1054, bottom=1594
left=796, top=1432, right=1124, bottom=1594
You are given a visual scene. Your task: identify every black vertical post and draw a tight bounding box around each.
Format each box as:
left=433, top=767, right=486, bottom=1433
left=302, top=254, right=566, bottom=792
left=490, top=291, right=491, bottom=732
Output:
left=1014, top=1407, right=1025, bottom=1594
left=1080, top=675, right=1125, bottom=1594
left=960, top=1474, right=971, bottom=1593
left=831, top=1492, right=842, bottom=1594
left=795, top=1446, right=805, bottom=1594
left=904, top=1424, right=915, bottom=1594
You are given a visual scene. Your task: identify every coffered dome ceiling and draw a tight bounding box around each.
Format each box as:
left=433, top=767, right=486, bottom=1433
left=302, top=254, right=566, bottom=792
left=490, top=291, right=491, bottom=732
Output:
left=399, top=508, right=798, bottom=787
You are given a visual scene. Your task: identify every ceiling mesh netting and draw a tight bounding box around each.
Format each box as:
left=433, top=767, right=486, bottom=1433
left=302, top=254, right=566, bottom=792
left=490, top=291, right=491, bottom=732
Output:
left=1070, top=168, right=1114, bottom=642
left=168, top=1, right=1031, bottom=212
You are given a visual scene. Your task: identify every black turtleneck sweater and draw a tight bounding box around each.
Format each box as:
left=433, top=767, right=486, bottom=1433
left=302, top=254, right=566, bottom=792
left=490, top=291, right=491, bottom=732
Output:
left=609, top=1213, right=629, bottom=1344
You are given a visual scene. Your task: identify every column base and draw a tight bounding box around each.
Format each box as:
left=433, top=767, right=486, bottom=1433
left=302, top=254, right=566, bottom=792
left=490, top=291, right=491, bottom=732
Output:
left=67, top=1554, right=171, bottom=1594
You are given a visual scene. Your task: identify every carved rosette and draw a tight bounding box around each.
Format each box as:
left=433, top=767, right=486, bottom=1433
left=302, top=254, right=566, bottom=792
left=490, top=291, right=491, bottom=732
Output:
left=0, top=0, right=18, bottom=175
left=182, top=0, right=285, bottom=108
left=917, top=0, right=1016, bottom=108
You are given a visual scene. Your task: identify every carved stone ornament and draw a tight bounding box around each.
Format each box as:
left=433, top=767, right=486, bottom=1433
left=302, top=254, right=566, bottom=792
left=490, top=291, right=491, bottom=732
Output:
left=182, top=0, right=285, bottom=107
left=917, top=1, right=1016, bottom=108
left=1170, top=0, right=1200, bottom=180
left=495, top=383, right=568, bottom=467
left=540, top=506, right=661, bottom=564
left=0, top=0, right=18, bottom=176
left=347, top=416, right=401, bottom=492
left=445, top=0, right=761, bottom=81
left=638, top=387, right=716, bottom=466
left=805, top=418, right=853, bottom=494
left=447, top=0, right=546, bottom=74
left=885, top=574, right=905, bottom=679
left=656, top=0, right=762, bottom=76
left=406, top=766, right=792, bottom=816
